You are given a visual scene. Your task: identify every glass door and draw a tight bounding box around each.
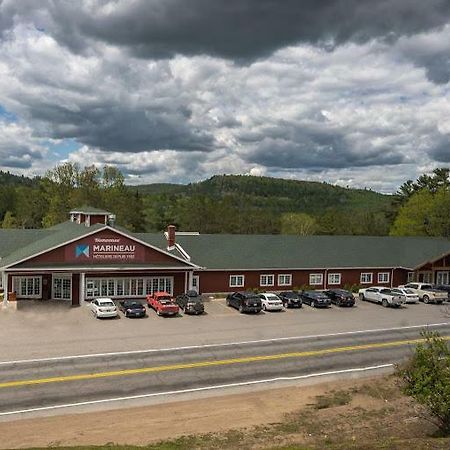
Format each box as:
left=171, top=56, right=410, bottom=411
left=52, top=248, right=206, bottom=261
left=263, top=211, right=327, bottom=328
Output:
left=52, top=275, right=72, bottom=301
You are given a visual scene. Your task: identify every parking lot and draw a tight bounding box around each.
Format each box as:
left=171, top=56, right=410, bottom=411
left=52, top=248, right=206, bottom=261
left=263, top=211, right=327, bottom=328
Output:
left=1, top=297, right=449, bottom=362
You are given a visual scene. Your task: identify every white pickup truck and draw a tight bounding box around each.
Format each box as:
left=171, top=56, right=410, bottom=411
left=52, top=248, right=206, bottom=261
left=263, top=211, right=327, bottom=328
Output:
left=358, top=287, right=406, bottom=308
left=400, top=283, right=447, bottom=304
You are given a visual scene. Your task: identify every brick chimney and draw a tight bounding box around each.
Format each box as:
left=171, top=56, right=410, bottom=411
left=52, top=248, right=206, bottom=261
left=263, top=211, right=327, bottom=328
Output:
left=167, top=225, right=176, bottom=248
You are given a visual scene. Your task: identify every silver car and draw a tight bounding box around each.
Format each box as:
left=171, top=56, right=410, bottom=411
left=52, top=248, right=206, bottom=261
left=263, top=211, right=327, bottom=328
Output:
left=391, top=287, right=419, bottom=304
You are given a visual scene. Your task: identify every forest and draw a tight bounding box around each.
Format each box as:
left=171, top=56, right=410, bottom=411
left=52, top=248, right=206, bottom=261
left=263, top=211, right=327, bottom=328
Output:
left=0, top=163, right=449, bottom=238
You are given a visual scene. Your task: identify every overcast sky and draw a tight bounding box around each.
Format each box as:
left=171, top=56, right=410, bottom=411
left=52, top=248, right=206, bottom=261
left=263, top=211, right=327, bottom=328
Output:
left=0, top=0, right=449, bottom=192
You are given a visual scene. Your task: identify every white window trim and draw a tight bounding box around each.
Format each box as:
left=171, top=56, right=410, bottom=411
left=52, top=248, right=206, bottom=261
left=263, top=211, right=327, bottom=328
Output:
left=84, top=276, right=174, bottom=299
left=328, top=273, right=341, bottom=285
left=229, top=275, right=245, bottom=288
left=51, top=273, right=72, bottom=301
left=377, top=272, right=390, bottom=283
left=12, top=275, right=42, bottom=299
left=260, top=274, right=275, bottom=287
left=360, top=272, right=373, bottom=284
left=278, top=274, right=292, bottom=287
left=309, top=273, right=324, bottom=286
left=407, top=272, right=415, bottom=282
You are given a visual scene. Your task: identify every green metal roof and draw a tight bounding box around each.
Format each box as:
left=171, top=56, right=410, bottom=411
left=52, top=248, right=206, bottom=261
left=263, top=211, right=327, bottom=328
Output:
left=2, top=222, right=450, bottom=272
left=157, top=234, right=450, bottom=270
left=0, top=222, right=104, bottom=269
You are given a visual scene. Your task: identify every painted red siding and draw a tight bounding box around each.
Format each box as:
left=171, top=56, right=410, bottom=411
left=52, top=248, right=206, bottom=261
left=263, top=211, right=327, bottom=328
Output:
left=196, top=268, right=409, bottom=293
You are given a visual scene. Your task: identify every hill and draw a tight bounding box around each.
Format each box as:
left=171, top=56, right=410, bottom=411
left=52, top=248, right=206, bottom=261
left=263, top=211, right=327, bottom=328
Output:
left=135, top=175, right=396, bottom=235
left=0, top=170, right=39, bottom=187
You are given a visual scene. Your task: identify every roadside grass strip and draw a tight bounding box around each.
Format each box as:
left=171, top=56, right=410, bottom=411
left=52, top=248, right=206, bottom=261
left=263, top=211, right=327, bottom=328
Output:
left=1, top=335, right=449, bottom=389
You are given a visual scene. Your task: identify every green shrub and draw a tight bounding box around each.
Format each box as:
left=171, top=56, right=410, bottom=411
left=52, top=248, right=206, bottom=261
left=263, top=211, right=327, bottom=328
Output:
left=343, top=283, right=362, bottom=293
left=396, top=331, right=450, bottom=435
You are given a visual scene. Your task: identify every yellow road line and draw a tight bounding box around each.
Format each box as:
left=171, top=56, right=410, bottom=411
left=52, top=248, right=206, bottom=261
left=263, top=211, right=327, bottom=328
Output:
left=1, top=336, right=449, bottom=389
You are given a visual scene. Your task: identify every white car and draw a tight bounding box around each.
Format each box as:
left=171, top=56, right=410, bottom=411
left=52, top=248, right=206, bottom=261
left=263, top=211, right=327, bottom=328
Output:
left=90, top=297, right=118, bottom=318
left=391, top=287, right=419, bottom=304
left=400, top=283, right=447, bottom=304
left=259, top=293, right=284, bottom=311
left=358, top=287, right=405, bottom=308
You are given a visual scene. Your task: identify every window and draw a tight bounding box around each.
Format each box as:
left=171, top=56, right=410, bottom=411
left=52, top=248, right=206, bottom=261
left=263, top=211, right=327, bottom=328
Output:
left=378, top=272, right=390, bottom=283
left=328, top=273, right=341, bottom=285
left=13, top=276, right=42, bottom=299
left=229, top=275, right=245, bottom=288
left=407, top=272, right=415, bottom=282
left=260, top=274, right=274, bottom=287
left=85, top=277, right=174, bottom=299
left=278, top=274, right=292, bottom=286
left=309, top=273, right=323, bottom=285
left=360, top=272, right=373, bottom=284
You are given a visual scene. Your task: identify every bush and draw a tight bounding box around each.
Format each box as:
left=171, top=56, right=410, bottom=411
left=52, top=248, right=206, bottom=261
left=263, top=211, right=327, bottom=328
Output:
left=343, top=283, right=362, bottom=293
left=396, top=331, right=450, bottom=435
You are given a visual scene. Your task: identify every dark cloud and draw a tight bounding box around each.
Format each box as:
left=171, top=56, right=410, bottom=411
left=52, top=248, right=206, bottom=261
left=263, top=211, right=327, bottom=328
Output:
left=19, top=100, right=214, bottom=153
left=244, top=126, right=406, bottom=169
left=428, top=135, right=450, bottom=162
left=2, top=0, right=450, bottom=61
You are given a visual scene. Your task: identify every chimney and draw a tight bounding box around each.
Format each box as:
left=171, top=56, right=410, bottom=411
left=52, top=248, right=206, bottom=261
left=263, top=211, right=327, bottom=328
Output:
left=167, top=225, right=176, bottom=248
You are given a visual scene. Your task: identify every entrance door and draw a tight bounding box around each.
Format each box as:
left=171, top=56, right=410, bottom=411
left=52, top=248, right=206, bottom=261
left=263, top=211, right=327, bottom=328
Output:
left=192, top=275, right=200, bottom=293
left=52, top=274, right=72, bottom=301
left=436, top=271, right=449, bottom=285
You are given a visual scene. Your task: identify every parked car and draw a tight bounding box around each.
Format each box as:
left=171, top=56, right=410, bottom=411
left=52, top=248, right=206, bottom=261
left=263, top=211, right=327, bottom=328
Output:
left=90, top=297, right=118, bottom=319
left=324, top=289, right=355, bottom=307
left=400, top=283, right=447, bottom=304
left=176, top=290, right=205, bottom=315
left=226, top=291, right=262, bottom=313
left=358, top=287, right=405, bottom=308
left=300, top=290, right=331, bottom=308
left=259, top=293, right=284, bottom=311
left=432, top=284, right=450, bottom=299
left=278, top=291, right=302, bottom=308
left=146, top=291, right=180, bottom=316
left=390, top=287, right=419, bottom=304
left=118, top=300, right=146, bottom=318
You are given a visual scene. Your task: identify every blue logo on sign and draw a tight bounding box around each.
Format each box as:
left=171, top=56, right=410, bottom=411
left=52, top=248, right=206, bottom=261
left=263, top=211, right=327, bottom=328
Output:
left=75, top=244, right=90, bottom=258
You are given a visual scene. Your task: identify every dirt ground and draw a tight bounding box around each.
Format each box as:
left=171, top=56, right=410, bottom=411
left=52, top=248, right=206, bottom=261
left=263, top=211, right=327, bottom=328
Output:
left=0, top=375, right=449, bottom=449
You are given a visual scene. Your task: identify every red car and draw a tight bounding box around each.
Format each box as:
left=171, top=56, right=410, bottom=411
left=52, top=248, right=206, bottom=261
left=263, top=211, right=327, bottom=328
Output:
left=146, top=291, right=180, bottom=316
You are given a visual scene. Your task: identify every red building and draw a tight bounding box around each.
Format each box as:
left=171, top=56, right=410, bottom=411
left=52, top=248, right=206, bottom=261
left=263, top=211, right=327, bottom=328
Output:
left=2, top=206, right=450, bottom=305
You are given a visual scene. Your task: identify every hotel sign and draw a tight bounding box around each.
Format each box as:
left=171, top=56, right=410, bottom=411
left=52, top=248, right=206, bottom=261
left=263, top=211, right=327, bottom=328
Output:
left=67, top=234, right=145, bottom=263
left=91, top=237, right=137, bottom=260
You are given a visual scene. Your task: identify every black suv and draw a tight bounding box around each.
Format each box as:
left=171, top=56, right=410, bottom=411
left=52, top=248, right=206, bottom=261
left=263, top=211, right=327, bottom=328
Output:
left=300, top=290, right=331, bottom=308
left=226, top=292, right=262, bottom=313
left=278, top=291, right=302, bottom=308
left=176, top=290, right=205, bottom=314
left=324, top=289, right=355, bottom=307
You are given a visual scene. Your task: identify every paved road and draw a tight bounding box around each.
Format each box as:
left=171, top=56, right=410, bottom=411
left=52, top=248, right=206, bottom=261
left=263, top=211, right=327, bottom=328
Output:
left=0, top=323, right=448, bottom=418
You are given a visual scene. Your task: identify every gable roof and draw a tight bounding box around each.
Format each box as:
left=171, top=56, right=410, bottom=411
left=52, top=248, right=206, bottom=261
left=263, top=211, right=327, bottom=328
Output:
left=166, top=234, right=450, bottom=270
left=0, top=222, right=198, bottom=270
left=0, top=222, right=105, bottom=269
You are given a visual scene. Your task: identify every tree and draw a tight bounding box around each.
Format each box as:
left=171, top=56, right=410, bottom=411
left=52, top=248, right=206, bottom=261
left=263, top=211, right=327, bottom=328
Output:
left=396, top=331, right=450, bottom=435
left=390, top=190, right=436, bottom=236
left=2, top=211, right=17, bottom=228
left=280, top=213, right=317, bottom=235
left=395, top=167, right=450, bottom=205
